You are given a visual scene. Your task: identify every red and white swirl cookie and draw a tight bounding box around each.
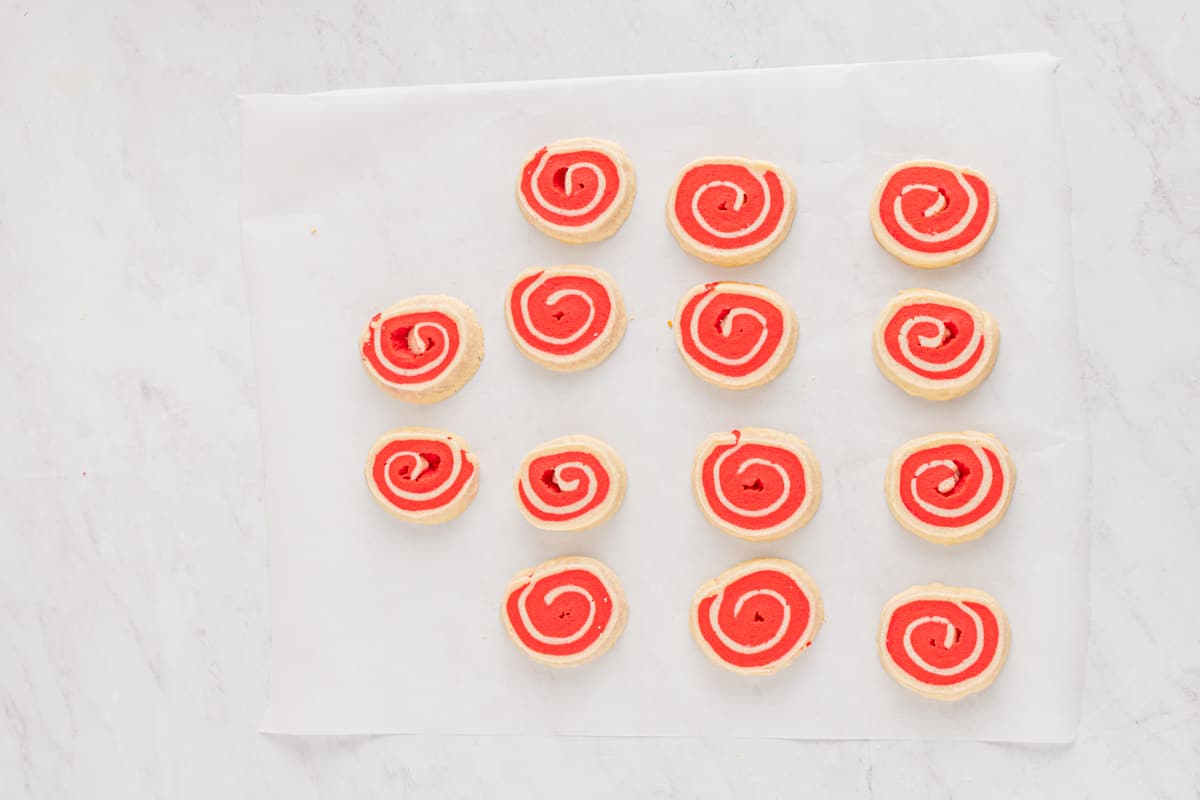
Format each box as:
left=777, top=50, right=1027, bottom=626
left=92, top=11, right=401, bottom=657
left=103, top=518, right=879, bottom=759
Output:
left=515, top=435, right=626, bottom=531
left=502, top=556, right=628, bottom=668
left=360, top=295, right=484, bottom=404
left=691, top=559, right=823, bottom=675
left=886, top=431, right=1016, bottom=545
left=879, top=584, right=1011, bottom=701
left=692, top=428, right=821, bottom=541
left=870, top=160, right=998, bottom=269
left=873, top=289, right=1000, bottom=400
left=516, top=138, right=636, bottom=244
left=365, top=428, right=479, bottom=524
left=674, top=282, right=797, bottom=390
left=667, top=156, right=796, bottom=267
left=504, top=266, right=627, bottom=372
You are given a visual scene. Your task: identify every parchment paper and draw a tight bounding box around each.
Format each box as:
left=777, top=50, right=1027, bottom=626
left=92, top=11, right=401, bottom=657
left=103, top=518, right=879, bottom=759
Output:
left=241, top=53, right=1088, bottom=741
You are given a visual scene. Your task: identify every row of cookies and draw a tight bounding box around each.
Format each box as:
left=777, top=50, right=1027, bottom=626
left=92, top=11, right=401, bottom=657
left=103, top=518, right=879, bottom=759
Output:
left=517, top=138, right=998, bottom=272
left=503, top=554, right=1010, bottom=702
left=361, top=279, right=1001, bottom=402
left=365, top=426, right=1014, bottom=545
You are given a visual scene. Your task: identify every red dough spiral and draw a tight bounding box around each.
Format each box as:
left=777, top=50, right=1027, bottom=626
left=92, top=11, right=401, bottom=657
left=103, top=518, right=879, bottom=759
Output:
left=666, top=157, right=796, bottom=267
left=515, top=436, right=625, bottom=531
left=873, top=290, right=999, bottom=400
left=675, top=282, right=796, bottom=389
left=871, top=161, right=996, bottom=267
left=883, top=303, right=983, bottom=380
left=503, top=557, right=626, bottom=667
left=520, top=140, right=624, bottom=226
left=899, top=444, right=1002, bottom=527
left=693, top=429, right=820, bottom=541
left=673, top=162, right=787, bottom=250
left=886, top=432, right=1015, bottom=544
left=509, top=270, right=612, bottom=356
left=362, top=309, right=460, bottom=386
left=879, top=586, right=1010, bottom=700
left=691, top=560, right=822, bottom=675
left=360, top=295, right=482, bottom=403
left=505, top=267, right=625, bottom=370
left=365, top=429, right=478, bottom=522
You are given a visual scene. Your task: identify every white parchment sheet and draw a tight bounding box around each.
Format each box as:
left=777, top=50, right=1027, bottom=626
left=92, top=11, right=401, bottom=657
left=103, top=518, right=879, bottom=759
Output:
left=241, top=53, right=1088, bottom=741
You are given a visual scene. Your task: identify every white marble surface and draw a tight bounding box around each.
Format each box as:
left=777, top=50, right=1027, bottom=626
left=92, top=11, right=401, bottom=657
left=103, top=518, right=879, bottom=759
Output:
left=0, top=1, right=1196, bottom=796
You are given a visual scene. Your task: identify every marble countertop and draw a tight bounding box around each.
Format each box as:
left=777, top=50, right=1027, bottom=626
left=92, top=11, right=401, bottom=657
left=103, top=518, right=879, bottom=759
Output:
left=1, top=1, right=1196, bottom=797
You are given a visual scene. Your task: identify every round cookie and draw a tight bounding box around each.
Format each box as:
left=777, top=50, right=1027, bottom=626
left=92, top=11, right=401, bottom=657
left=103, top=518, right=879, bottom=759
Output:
left=360, top=294, right=484, bottom=404
left=878, top=583, right=1011, bottom=701
left=667, top=155, right=796, bottom=268
left=870, top=160, right=998, bottom=269
left=504, top=265, right=627, bottom=372
left=516, top=138, right=636, bottom=244
left=365, top=427, right=479, bottom=524
left=692, top=428, right=821, bottom=542
left=885, top=430, right=1016, bottom=545
left=873, top=288, right=1000, bottom=400
left=666, top=156, right=797, bottom=267
left=674, top=281, right=797, bottom=390
left=514, top=435, right=626, bottom=532
left=502, top=555, right=628, bottom=668
left=690, top=558, right=823, bottom=676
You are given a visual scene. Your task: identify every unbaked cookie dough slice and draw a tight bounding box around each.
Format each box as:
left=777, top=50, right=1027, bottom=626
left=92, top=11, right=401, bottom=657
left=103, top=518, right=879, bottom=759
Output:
left=691, top=558, right=823, bottom=676
left=516, top=138, right=636, bottom=244
left=504, top=265, right=627, bottom=372
left=502, top=556, right=628, bottom=668
left=666, top=156, right=796, bottom=267
left=360, top=295, right=484, bottom=404
left=870, top=160, right=997, bottom=269
left=674, top=281, right=797, bottom=390
left=692, top=428, right=821, bottom=542
left=873, top=288, right=1000, bottom=400
left=878, top=584, right=1011, bottom=701
left=886, top=430, right=1015, bottom=545
left=365, top=428, right=479, bottom=524
left=514, top=435, right=626, bottom=532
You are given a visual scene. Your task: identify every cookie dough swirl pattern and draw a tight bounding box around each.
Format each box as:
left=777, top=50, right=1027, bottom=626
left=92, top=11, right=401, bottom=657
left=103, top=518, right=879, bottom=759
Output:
left=360, top=295, right=483, bottom=404
left=667, top=157, right=796, bottom=266
left=515, top=436, right=626, bottom=531
left=503, top=557, right=627, bottom=667
left=674, top=282, right=797, bottom=389
left=505, top=266, right=626, bottom=370
left=873, top=289, right=999, bottom=400
left=886, top=431, right=1015, bottom=544
left=362, top=310, right=458, bottom=385
left=879, top=585, right=1010, bottom=701
left=871, top=161, right=997, bottom=268
left=691, top=559, right=823, bottom=675
left=365, top=429, right=479, bottom=523
left=693, top=429, right=820, bottom=541
left=517, top=139, right=635, bottom=243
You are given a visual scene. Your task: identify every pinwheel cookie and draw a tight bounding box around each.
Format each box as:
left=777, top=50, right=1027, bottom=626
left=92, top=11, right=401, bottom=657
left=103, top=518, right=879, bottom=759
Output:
left=505, top=265, right=626, bottom=372
left=886, top=431, right=1015, bottom=545
left=691, top=558, right=823, bottom=676
left=514, top=435, right=626, bottom=532
left=878, top=584, right=1011, bottom=701
left=516, top=138, right=636, bottom=244
left=873, top=289, right=1000, bottom=400
left=870, top=160, right=997, bottom=269
left=502, top=556, right=628, bottom=668
left=365, top=428, right=479, bottom=524
left=667, top=156, right=796, bottom=267
left=692, top=428, right=821, bottom=541
left=674, top=281, right=797, bottom=390
left=360, top=295, right=484, bottom=404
